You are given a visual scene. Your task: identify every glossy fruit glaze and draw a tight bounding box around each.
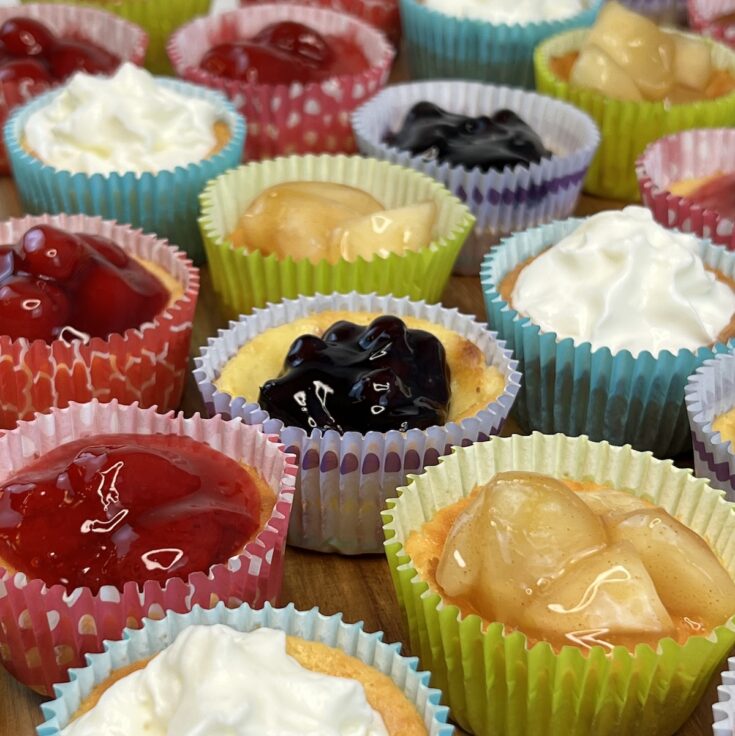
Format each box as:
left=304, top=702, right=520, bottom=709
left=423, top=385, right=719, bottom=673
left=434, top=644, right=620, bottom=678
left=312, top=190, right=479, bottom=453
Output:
left=259, top=315, right=451, bottom=433
left=0, top=224, right=169, bottom=343
left=687, top=172, right=735, bottom=221
left=0, top=16, right=119, bottom=86
left=199, top=21, right=369, bottom=85
left=0, top=434, right=267, bottom=593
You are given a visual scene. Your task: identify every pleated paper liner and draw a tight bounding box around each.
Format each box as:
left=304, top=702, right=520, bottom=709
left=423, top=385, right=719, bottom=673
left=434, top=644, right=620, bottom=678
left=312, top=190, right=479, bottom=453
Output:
left=637, top=129, right=735, bottom=249
left=0, top=213, right=198, bottom=430
left=714, top=656, right=735, bottom=736
left=382, top=432, right=735, bottom=736
left=689, top=0, right=735, bottom=48
left=480, top=217, right=735, bottom=457
left=237, top=0, right=402, bottom=45
left=352, top=79, right=600, bottom=275
left=399, top=0, right=602, bottom=90
left=4, top=79, right=246, bottom=266
left=534, top=28, right=735, bottom=201
left=21, top=0, right=211, bottom=74
left=0, top=400, right=296, bottom=695
left=37, top=602, right=453, bottom=736
left=194, top=292, right=521, bottom=554
left=167, top=3, right=395, bottom=161
left=685, top=352, right=735, bottom=500
left=198, top=155, right=474, bottom=319
left=0, top=3, right=148, bottom=175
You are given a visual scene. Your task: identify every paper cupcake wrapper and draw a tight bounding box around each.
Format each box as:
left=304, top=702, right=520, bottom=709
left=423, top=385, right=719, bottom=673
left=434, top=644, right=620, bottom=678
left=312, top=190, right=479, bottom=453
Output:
left=619, top=0, right=687, bottom=23
left=199, top=155, right=474, bottom=319
left=0, top=3, right=148, bottom=175
left=352, top=80, right=600, bottom=275
left=4, top=79, right=246, bottom=266
left=37, top=601, right=453, bottom=735
left=399, top=0, right=602, bottom=90
left=167, top=3, right=395, bottom=161
left=0, top=213, right=198, bottom=430
left=0, top=400, right=296, bottom=695
left=237, top=0, right=402, bottom=45
left=713, top=656, right=735, bottom=736
left=194, top=291, right=521, bottom=554
left=382, top=432, right=735, bottom=736
left=480, top=217, right=735, bottom=457
left=637, top=128, right=735, bottom=250
left=685, top=352, right=735, bottom=500
left=534, top=28, right=735, bottom=201
left=689, top=0, right=735, bottom=48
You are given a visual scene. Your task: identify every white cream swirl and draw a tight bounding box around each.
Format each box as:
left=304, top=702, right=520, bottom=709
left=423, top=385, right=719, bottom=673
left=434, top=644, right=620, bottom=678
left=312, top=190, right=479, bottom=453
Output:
left=60, top=625, right=389, bottom=736
left=421, top=0, right=586, bottom=23
left=25, top=63, right=221, bottom=175
left=510, top=207, right=735, bottom=356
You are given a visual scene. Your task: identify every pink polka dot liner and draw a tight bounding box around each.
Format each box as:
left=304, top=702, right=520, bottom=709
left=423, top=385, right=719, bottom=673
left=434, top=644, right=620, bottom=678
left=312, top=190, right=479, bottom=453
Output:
left=0, top=400, right=296, bottom=695
left=167, top=2, right=395, bottom=161
left=194, top=292, right=521, bottom=555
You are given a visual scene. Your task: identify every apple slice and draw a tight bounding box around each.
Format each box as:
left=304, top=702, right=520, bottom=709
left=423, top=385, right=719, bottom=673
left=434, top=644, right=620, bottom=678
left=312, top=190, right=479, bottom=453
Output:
left=673, top=35, right=712, bottom=92
left=571, top=46, right=643, bottom=102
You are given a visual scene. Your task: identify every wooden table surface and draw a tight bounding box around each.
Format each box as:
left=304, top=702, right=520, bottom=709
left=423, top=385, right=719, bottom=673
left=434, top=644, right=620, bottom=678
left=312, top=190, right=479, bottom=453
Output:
left=0, top=178, right=725, bottom=734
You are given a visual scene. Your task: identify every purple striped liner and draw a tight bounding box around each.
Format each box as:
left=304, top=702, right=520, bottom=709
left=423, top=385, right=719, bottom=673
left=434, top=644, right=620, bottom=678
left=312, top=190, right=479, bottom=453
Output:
left=685, top=351, right=735, bottom=499
left=351, top=80, right=600, bottom=275
left=714, top=656, right=735, bottom=736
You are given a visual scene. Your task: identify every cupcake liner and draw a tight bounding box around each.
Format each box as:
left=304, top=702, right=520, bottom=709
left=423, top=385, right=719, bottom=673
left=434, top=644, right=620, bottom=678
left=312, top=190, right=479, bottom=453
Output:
left=37, top=601, right=453, bottom=735
left=199, top=155, right=474, bottom=319
left=480, top=217, right=735, bottom=457
left=193, top=291, right=521, bottom=554
left=689, top=0, right=735, bottom=48
left=0, top=213, right=199, bottom=430
left=352, top=80, right=601, bottom=275
left=238, top=0, right=402, bottom=45
left=21, top=0, right=212, bottom=74
left=534, top=28, right=735, bottom=201
left=685, top=352, right=735, bottom=499
left=167, top=3, right=395, bottom=161
left=0, top=3, right=148, bottom=175
left=382, top=432, right=735, bottom=736
left=713, top=656, right=735, bottom=736
left=619, top=0, right=688, bottom=24
left=399, top=0, right=602, bottom=90
left=4, top=79, right=246, bottom=266
left=0, top=400, right=296, bottom=695
left=637, top=128, right=735, bottom=250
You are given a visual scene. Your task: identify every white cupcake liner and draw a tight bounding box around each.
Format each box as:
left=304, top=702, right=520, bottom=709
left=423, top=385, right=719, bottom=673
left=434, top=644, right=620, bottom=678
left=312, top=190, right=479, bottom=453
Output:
left=193, top=291, right=521, bottom=555
left=689, top=0, right=735, bottom=48
left=714, top=656, right=735, bottom=736
left=352, top=80, right=600, bottom=275
left=685, top=352, right=735, bottom=499
left=37, top=601, right=453, bottom=735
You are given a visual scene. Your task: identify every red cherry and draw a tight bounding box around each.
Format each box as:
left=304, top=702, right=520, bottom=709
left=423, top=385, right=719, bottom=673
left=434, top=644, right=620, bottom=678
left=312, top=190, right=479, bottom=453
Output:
left=253, top=21, right=334, bottom=68
left=46, top=40, right=119, bottom=80
left=201, top=42, right=316, bottom=84
left=0, top=58, right=52, bottom=85
left=0, top=246, right=14, bottom=283
left=79, top=233, right=130, bottom=269
left=0, top=17, right=57, bottom=57
left=19, top=225, right=85, bottom=282
left=0, top=275, right=70, bottom=342
left=329, top=36, right=369, bottom=76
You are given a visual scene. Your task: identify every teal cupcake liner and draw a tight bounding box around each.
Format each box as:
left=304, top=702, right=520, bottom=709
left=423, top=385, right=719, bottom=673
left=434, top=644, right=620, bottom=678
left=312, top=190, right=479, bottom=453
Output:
left=4, top=79, right=246, bottom=265
left=399, top=0, right=602, bottom=89
left=480, top=217, right=735, bottom=457
left=37, top=602, right=453, bottom=735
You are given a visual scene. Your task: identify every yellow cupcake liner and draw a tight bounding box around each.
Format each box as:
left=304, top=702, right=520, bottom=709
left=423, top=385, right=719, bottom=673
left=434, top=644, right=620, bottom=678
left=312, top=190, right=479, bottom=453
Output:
left=199, top=155, right=474, bottom=319
left=382, top=432, right=735, bottom=736
left=534, top=28, right=735, bottom=201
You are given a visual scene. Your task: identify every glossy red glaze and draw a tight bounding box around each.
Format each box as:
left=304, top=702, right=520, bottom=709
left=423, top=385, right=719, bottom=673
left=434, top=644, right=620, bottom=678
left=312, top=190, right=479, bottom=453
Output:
left=46, top=39, right=118, bottom=79
left=0, top=434, right=266, bottom=593
left=199, top=21, right=368, bottom=84
left=0, top=17, right=55, bottom=57
left=688, top=172, right=735, bottom=221
left=0, top=224, right=169, bottom=342
left=0, top=57, right=51, bottom=85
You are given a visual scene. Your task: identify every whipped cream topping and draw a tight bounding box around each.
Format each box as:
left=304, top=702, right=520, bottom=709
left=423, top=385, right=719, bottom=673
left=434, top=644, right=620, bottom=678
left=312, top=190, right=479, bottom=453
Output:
left=61, top=625, right=389, bottom=736
left=25, top=63, right=222, bottom=175
left=421, top=0, right=586, bottom=23
left=510, top=207, right=735, bottom=356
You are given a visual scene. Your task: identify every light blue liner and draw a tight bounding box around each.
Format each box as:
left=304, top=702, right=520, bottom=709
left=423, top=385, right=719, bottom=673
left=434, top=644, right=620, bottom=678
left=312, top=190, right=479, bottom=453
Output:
left=4, top=79, right=246, bottom=266
left=480, top=218, right=735, bottom=457
left=37, top=602, right=453, bottom=736
left=399, top=0, right=603, bottom=90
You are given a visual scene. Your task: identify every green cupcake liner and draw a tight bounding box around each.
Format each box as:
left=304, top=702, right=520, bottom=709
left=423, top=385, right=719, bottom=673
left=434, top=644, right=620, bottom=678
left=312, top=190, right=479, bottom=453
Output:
left=534, top=28, right=735, bottom=201
left=382, top=432, right=735, bottom=736
left=21, top=0, right=212, bottom=74
left=199, top=154, right=474, bottom=319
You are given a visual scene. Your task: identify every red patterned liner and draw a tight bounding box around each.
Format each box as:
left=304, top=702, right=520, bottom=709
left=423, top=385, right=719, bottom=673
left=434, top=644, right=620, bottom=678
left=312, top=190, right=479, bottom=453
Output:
left=238, top=0, right=401, bottom=45
left=636, top=128, right=735, bottom=249
left=0, top=3, right=148, bottom=174
left=0, top=214, right=199, bottom=430
left=167, top=2, right=395, bottom=160
left=0, top=400, right=297, bottom=695
left=688, top=0, right=735, bottom=48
